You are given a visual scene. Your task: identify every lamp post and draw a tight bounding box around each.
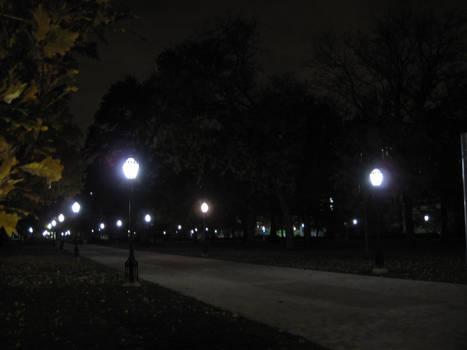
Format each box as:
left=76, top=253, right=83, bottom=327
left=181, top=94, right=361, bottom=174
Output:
left=71, top=201, right=80, bottom=257
left=369, top=168, right=386, bottom=272
left=123, top=157, right=139, bottom=283
left=200, top=202, right=209, bottom=256
left=58, top=213, right=65, bottom=250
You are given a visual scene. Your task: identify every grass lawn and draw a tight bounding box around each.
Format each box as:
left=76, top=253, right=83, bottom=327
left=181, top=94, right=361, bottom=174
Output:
left=129, top=238, right=467, bottom=284
left=0, top=242, right=326, bottom=350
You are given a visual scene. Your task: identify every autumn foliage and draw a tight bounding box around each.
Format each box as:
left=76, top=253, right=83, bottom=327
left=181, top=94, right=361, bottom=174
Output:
left=0, top=0, right=128, bottom=236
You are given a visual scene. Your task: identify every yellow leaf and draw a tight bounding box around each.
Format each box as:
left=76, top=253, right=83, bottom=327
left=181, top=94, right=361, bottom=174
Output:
left=65, top=85, right=79, bottom=93
left=0, top=211, right=19, bottom=237
left=21, top=84, right=38, bottom=102
left=2, top=82, right=27, bottom=104
left=43, top=27, right=79, bottom=57
left=32, top=5, right=51, bottom=42
left=0, top=154, right=18, bottom=182
left=21, top=156, right=63, bottom=184
left=0, top=136, right=11, bottom=156
left=0, top=179, right=22, bottom=200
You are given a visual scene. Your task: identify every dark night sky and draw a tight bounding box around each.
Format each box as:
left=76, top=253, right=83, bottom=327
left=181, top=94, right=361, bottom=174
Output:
left=71, top=0, right=467, bottom=136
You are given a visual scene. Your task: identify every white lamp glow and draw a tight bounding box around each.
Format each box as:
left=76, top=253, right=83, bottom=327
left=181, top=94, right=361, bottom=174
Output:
left=369, top=168, right=384, bottom=187
left=51, top=219, right=57, bottom=227
left=144, top=214, right=151, bottom=223
left=201, top=202, right=209, bottom=214
left=58, top=213, right=65, bottom=222
left=123, top=157, right=139, bottom=180
left=71, top=201, right=81, bottom=214
left=99, top=222, right=105, bottom=230
left=116, top=219, right=122, bottom=227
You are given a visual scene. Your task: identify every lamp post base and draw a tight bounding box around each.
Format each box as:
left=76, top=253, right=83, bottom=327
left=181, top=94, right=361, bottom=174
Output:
left=125, top=255, right=139, bottom=283
left=74, top=241, right=79, bottom=257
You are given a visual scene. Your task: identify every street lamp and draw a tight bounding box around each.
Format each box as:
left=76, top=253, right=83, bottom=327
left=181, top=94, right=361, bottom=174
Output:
left=57, top=213, right=65, bottom=250
left=200, top=201, right=209, bottom=256
left=123, top=157, right=139, bottom=284
left=71, top=201, right=80, bottom=257
left=144, top=214, right=151, bottom=223
left=116, top=219, right=123, bottom=227
left=369, top=168, right=386, bottom=272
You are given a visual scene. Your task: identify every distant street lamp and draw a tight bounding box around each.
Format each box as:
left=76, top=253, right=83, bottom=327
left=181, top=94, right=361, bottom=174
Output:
left=99, top=222, right=105, bottom=230
left=116, top=219, right=123, bottom=227
left=144, top=214, right=151, bottom=223
left=28, top=227, right=33, bottom=234
left=72, top=201, right=81, bottom=214
left=58, top=214, right=65, bottom=223
left=71, top=201, right=81, bottom=257
left=200, top=201, right=210, bottom=256
left=424, top=215, right=430, bottom=222
left=369, top=168, right=386, bottom=272
left=122, top=157, right=139, bottom=283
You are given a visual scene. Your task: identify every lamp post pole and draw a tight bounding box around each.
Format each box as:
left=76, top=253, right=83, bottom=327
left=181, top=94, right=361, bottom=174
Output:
left=369, top=168, right=387, bottom=273
left=71, top=201, right=80, bottom=257
left=123, top=157, right=139, bottom=284
left=200, top=202, right=209, bottom=256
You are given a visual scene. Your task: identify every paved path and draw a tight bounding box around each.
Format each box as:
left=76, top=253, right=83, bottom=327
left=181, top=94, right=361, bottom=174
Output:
left=69, top=244, right=467, bottom=350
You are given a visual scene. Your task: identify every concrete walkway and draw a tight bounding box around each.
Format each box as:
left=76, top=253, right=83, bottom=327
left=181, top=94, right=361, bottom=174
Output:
left=68, top=244, right=467, bottom=350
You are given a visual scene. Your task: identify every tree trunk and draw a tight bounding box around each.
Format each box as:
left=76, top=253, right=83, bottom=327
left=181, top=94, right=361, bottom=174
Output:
left=303, top=214, right=312, bottom=247
left=277, top=191, right=294, bottom=249
left=440, top=192, right=448, bottom=241
left=242, top=204, right=256, bottom=245
left=403, top=194, right=416, bottom=249
left=268, top=207, right=278, bottom=242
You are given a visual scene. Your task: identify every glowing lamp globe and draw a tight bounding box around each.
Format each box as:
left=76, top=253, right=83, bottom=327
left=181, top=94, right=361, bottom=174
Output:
left=424, top=215, right=430, bottom=222
left=58, top=213, right=65, bottom=222
left=116, top=219, right=122, bottom=227
left=201, top=202, right=209, bottom=214
left=99, top=222, right=105, bottom=230
left=51, top=219, right=57, bottom=227
left=369, top=168, right=384, bottom=187
left=71, top=201, right=81, bottom=214
left=352, top=219, right=358, bottom=225
left=28, top=227, right=33, bottom=233
left=144, top=214, right=151, bottom=223
left=123, top=157, right=139, bottom=180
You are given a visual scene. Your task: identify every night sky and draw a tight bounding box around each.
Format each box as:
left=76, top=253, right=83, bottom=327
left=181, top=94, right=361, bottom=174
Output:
left=71, top=0, right=467, bottom=135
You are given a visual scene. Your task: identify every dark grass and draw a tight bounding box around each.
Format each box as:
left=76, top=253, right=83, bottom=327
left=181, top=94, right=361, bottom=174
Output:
left=127, top=237, right=467, bottom=284
left=0, top=242, right=327, bottom=350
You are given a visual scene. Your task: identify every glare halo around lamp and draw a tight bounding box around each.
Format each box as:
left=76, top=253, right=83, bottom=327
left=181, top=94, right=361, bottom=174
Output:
left=123, top=157, right=139, bottom=180
left=123, top=157, right=139, bottom=284
left=72, top=201, right=81, bottom=214
left=369, top=168, right=384, bottom=187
